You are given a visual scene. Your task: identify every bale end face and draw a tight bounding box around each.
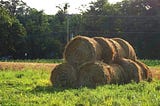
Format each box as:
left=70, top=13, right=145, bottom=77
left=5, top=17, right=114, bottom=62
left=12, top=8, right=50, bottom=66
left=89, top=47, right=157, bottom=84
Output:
left=78, top=62, right=111, bottom=88
left=115, top=58, right=142, bottom=83
left=135, top=60, right=152, bottom=82
left=64, top=35, right=102, bottom=68
left=50, top=63, right=77, bottom=88
left=109, top=64, right=126, bottom=84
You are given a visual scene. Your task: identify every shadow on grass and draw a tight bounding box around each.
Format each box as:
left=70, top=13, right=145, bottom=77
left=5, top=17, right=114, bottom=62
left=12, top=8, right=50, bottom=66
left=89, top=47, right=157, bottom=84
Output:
left=31, top=84, right=99, bottom=94
left=31, top=85, right=78, bottom=93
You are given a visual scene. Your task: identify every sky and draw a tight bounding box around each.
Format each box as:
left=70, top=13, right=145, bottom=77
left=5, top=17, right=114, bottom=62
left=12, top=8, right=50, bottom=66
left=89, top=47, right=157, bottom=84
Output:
left=23, top=0, right=122, bottom=15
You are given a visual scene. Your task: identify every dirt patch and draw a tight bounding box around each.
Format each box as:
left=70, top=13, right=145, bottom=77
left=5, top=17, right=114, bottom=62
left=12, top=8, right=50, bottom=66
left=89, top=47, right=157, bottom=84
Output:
left=0, top=62, right=58, bottom=71
left=150, top=66, right=160, bottom=80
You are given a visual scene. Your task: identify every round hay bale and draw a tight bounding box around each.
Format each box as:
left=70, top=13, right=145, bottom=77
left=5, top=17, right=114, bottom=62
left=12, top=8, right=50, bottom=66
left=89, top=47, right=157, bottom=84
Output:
left=112, top=38, right=137, bottom=60
left=64, top=36, right=102, bottom=69
left=108, top=39, right=126, bottom=60
left=135, top=60, right=152, bottom=82
left=108, top=64, right=126, bottom=84
left=93, top=37, right=115, bottom=63
left=115, top=58, right=142, bottom=83
left=78, top=62, right=111, bottom=88
left=50, top=63, right=77, bottom=88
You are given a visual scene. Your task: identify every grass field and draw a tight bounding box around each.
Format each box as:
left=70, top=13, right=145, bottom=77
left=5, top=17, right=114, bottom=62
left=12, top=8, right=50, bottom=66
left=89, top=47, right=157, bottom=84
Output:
left=0, top=60, right=160, bottom=105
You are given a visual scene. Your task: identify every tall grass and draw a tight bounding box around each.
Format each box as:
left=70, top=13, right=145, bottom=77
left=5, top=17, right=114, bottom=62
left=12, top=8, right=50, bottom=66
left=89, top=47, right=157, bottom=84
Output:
left=0, top=68, right=160, bottom=105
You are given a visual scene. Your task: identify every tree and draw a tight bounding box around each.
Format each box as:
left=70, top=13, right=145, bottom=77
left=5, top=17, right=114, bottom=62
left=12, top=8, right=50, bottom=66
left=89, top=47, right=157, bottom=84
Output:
left=0, top=0, right=30, bottom=16
left=0, top=7, right=26, bottom=58
left=115, top=0, right=160, bottom=59
left=80, top=0, right=121, bottom=36
left=18, top=9, right=52, bottom=58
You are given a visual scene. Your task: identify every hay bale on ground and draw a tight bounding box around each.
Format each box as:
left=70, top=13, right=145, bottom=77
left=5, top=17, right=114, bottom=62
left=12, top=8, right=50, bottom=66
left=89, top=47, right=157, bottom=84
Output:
left=93, top=37, right=115, bottom=63
left=115, top=58, right=142, bottom=83
left=112, top=38, right=137, bottom=60
left=108, top=39, right=126, bottom=60
left=108, top=64, right=126, bottom=84
left=78, top=62, right=111, bottom=88
left=50, top=63, right=77, bottom=88
left=64, top=36, right=102, bottom=69
left=135, top=60, right=152, bottom=82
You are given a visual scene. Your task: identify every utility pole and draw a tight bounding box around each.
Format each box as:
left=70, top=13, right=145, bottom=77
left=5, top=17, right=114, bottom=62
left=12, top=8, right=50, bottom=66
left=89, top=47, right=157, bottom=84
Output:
left=67, top=14, right=69, bottom=43
left=64, top=3, right=70, bottom=43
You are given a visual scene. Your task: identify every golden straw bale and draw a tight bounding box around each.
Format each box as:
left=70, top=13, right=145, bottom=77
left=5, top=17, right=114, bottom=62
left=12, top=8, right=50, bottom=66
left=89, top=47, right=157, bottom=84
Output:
left=64, top=36, right=102, bottom=69
left=115, top=58, right=142, bottom=83
left=135, top=60, right=152, bottom=82
left=78, top=62, right=111, bottom=88
left=108, top=39, right=126, bottom=60
left=93, top=37, right=115, bottom=63
left=112, top=38, right=137, bottom=60
left=50, top=63, right=77, bottom=88
left=108, top=64, right=126, bottom=84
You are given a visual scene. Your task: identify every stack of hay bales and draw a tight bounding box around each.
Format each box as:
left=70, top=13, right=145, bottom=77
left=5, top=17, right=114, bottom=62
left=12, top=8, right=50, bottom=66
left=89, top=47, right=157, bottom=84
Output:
left=50, top=36, right=152, bottom=88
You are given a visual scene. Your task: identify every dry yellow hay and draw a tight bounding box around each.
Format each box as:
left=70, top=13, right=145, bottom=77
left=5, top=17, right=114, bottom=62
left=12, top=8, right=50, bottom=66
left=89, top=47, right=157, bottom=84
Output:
left=0, top=62, right=57, bottom=71
left=135, top=60, right=152, bottom=82
left=112, top=38, right=137, bottom=60
left=93, top=37, right=115, bottom=63
left=50, top=63, right=77, bottom=88
left=78, top=62, right=111, bottom=88
left=108, top=39, right=126, bottom=60
left=115, top=58, right=142, bottom=83
left=108, top=64, right=126, bottom=84
left=64, top=36, right=102, bottom=69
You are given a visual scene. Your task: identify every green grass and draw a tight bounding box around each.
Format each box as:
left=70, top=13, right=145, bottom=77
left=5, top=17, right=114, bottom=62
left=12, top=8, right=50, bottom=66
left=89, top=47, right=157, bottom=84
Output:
left=1, top=59, right=160, bottom=66
left=141, top=59, right=160, bottom=66
left=0, top=68, right=160, bottom=106
left=0, top=59, right=63, bottom=63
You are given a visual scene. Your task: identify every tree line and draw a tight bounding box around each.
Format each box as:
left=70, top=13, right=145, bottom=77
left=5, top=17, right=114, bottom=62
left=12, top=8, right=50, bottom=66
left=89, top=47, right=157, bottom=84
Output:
left=0, top=0, right=160, bottom=59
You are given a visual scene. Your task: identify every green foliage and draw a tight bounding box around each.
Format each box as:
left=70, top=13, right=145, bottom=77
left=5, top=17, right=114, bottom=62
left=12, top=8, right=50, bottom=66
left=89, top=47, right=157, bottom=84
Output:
left=0, top=68, right=160, bottom=105
left=0, top=7, right=26, bottom=58
left=19, top=9, right=57, bottom=59
left=81, top=0, right=160, bottom=59
left=0, top=0, right=30, bottom=16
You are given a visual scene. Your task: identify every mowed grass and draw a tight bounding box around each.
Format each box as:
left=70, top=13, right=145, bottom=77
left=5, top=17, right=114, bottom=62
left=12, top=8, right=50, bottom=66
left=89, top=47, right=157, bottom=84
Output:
left=0, top=60, right=160, bottom=105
